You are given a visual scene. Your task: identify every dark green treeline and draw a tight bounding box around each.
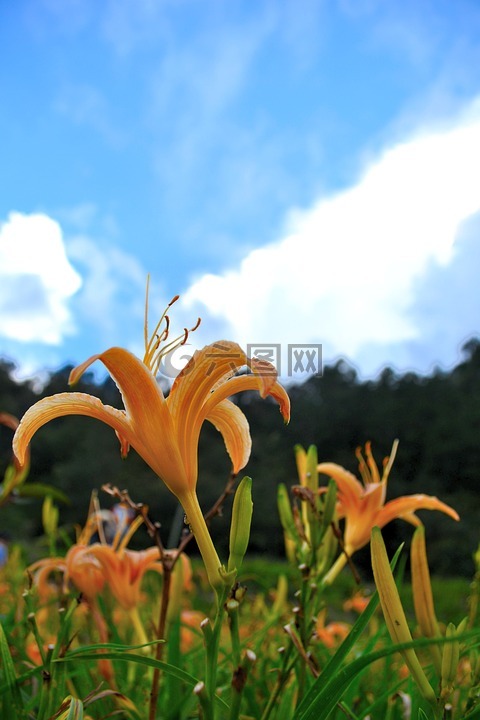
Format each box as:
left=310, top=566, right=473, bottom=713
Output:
left=1, top=339, right=479, bottom=577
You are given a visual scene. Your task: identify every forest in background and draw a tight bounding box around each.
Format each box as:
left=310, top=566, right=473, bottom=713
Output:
left=1, top=338, right=479, bottom=579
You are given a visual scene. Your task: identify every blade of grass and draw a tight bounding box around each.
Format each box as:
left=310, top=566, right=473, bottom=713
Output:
left=293, top=630, right=479, bottom=720
left=66, top=697, right=84, bottom=720
left=57, top=650, right=230, bottom=713
left=0, top=621, right=26, bottom=717
left=306, top=543, right=403, bottom=692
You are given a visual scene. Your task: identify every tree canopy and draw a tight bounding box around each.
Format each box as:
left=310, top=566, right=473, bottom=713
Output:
left=1, top=339, right=479, bottom=577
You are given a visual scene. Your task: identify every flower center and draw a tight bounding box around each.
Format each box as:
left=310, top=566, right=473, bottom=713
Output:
left=355, top=440, right=399, bottom=487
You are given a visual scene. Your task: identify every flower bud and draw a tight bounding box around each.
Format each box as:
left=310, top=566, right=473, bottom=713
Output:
left=277, top=483, right=301, bottom=547
left=42, top=495, right=58, bottom=538
left=441, top=622, right=460, bottom=700
left=371, top=526, right=437, bottom=707
left=228, top=477, right=253, bottom=574
left=411, top=526, right=442, bottom=673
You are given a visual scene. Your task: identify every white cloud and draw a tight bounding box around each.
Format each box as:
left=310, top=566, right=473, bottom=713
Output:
left=182, top=99, right=480, bottom=374
left=0, top=212, right=82, bottom=344
left=66, top=235, right=147, bottom=349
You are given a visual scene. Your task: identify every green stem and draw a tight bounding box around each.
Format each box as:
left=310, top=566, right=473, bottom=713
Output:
left=179, top=491, right=224, bottom=591
left=227, top=601, right=242, bottom=720
left=227, top=601, right=241, bottom=668
left=202, top=586, right=229, bottom=719
left=322, top=552, right=348, bottom=586
left=35, top=645, right=53, bottom=720
left=129, top=606, right=149, bottom=647
left=149, top=563, right=172, bottom=720
left=259, top=643, right=295, bottom=720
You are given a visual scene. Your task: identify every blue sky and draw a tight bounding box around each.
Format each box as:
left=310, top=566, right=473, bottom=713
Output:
left=1, top=0, right=480, bottom=384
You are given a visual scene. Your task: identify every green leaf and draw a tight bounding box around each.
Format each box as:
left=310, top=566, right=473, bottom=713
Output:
left=57, top=649, right=230, bottom=713
left=294, top=544, right=402, bottom=720
left=66, top=697, right=84, bottom=720
left=319, top=544, right=404, bottom=684
left=0, top=622, right=26, bottom=717
left=56, top=640, right=163, bottom=656
left=294, top=630, right=479, bottom=720
left=16, top=484, right=70, bottom=503
left=464, top=704, right=480, bottom=719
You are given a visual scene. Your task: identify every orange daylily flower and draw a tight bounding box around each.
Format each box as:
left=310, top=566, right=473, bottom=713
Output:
left=319, top=441, right=459, bottom=583
left=86, top=544, right=162, bottom=611
left=29, top=501, right=163, bottom=647
left=29, top=500, right=144, bottom=603
left=343, top=590, right=371, bottom=614
left=13, top=291, right=290, bottom=588
left=30, top=544, right=106, bottom=603
left=315, top=609, right=350, bottom=649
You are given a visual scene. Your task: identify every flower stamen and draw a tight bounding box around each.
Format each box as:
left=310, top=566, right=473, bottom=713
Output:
left=143, top=276, right=200, bottom=376
left=116, top=514, right=144, bottom=553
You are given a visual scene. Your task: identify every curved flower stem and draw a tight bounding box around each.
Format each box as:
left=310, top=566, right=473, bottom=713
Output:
left=178, top=490, right=224, bottom=592
left=322, top=552, right=348, bottom=586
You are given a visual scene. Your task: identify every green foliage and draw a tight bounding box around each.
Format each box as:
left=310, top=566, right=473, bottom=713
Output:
left=1, top=332, right=479, bottom=719
left=1, top=338, right=480, bottom=573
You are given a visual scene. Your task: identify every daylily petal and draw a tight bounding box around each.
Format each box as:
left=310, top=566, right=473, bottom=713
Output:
left=201, top=373, right=290, bottom=423
left=70, top=348, right=167, bottom=429
left=206, top=399, right=252, bottom=475
left=162, top=342, right=248, bottom=486
left=71, top=348, right=189, bottom=495
left=169, top=352, right=289, bottom=486
left=29, top=557, right=68, bottom=598
left=88, top=544, right=162, bottom=609
left=343, top=483, right=385, bottom=553
left=317, top=462, right=364, bottom=515
left=66, top=545, right=105, bottom=599
left=168, top=341, right=248, bottom=415
left=13, top=392, right=132, bottom=467
left=376, top=494, right=460, bottom=530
